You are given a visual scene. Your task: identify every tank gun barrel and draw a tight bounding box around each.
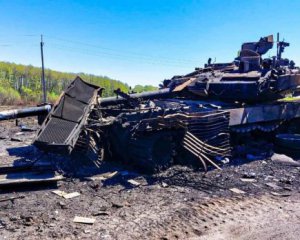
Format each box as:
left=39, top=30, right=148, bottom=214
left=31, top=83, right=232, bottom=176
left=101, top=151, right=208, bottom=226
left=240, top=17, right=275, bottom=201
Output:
left=0, top=104, right=51, bottom=121
left=100, top=88, right=172, bottom=106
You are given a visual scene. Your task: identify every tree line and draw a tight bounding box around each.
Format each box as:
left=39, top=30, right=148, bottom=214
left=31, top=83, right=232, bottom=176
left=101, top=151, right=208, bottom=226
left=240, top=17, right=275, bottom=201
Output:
left=0, top=61, right=157, bottom=105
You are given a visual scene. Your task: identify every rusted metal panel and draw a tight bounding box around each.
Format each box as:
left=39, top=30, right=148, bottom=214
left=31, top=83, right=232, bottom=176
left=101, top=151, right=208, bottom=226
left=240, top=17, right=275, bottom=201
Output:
left=173, top=77, right=197, bottom=92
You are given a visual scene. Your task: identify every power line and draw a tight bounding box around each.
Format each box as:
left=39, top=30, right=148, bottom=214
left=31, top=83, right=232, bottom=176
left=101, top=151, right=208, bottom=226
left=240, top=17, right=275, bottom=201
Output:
left=49, top=43, right=194, bottom=69
left=0, top=43, right=37, bottom=47
left=0, top=34, right=201, bottom=69
left=45, top=35, right=201, bottom=64
left=0, top=34, right=39, bottom=37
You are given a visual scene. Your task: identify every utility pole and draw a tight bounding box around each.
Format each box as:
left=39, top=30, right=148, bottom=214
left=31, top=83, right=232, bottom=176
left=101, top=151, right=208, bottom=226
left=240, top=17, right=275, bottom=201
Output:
left=40, top=34, right=47, bottom=103
left=276, top=32, right=280, bottom=60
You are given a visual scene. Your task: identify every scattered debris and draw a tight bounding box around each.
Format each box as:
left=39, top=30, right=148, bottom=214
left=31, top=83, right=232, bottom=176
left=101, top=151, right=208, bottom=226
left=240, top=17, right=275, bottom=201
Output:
left=20, top=125, right=34, bottom=132
left=63, top=192, right=81, bottom=199
left=270, top=192, right=291, bottom=197
left=229, top=188, right=246, bottom=194
left=0, top=195, right=25, bottom=202
left=52, top=190, right=66, bottom=197
left=221, top=157, right=230, bottom=164
left=252, top=183, right=260, bottom=188
left=86, top=175, right=106, bottom=181
left=0, top=171, right=64, bottom=186
left=58, top=201, right=67, bottom=209
left=161, top=182, right=169, bottom=188
left=242, top=172, right=256, bottom=179
left=21, top=214, right=35, bottom=226
left=15, top=132, right=24, bottom=136
left=111, top=202, right=123, bottom=208
left=264, top=175, right=274, bottom=181
left=280, top=178, right=293, bottom=185
left=283, top=186, right=293, bottom=191
left=105, top=171, right=119, bottom=179
left=89, top=182, right=100, bottom=191
left=271, top=153, right=300, bottom=167
left=87, top=171, right=119, bottom=181
left=73, top=216, right=95, bottom=225
left=52, top=190, right=80, bottom=199
left=127, top=179, right=140, bottom=186
left=240, top=178, right=257, bottom=182
left=92, top=211, right=109, bottom=216
left=265, top=182, right=282, bottom=190
left=10, top=137, right=22, bottom=142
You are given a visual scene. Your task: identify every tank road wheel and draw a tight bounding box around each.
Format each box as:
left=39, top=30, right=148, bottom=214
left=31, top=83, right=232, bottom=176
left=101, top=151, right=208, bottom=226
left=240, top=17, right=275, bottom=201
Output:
left=128, top=131, right=176, bottom=173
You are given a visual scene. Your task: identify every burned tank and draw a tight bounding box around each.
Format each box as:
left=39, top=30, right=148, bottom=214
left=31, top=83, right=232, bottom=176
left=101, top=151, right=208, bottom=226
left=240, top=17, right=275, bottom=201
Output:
left=33, top=34, right=300, bottom=172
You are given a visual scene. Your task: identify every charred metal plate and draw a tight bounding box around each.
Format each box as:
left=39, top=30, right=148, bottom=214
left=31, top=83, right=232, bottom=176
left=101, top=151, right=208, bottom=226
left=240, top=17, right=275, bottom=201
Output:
left=34, top=77, right=100, bottom=154
left=35, top=117, right=77, bottom=144
left=52, top=95, right=87, bottom=123
left=66, top=78, right=98, bottom=103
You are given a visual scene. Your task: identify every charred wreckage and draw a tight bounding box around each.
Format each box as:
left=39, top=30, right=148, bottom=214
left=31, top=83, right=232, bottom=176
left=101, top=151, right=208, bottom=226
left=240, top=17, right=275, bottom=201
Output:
left=2, top=34, right=300, bottom=173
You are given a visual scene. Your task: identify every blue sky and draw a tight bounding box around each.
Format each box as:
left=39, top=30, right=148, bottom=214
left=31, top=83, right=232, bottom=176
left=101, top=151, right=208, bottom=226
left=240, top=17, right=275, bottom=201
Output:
left=0, top=0, right=299, bottom=87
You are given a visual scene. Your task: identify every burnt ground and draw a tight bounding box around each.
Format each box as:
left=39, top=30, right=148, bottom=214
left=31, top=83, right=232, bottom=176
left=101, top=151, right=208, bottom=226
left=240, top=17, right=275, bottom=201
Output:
left=0, top=108, right=300, bottom=239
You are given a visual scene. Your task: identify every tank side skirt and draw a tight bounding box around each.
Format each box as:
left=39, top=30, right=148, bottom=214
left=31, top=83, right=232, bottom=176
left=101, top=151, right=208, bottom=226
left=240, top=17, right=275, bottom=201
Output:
left=228, top=101, right=300, bottom=126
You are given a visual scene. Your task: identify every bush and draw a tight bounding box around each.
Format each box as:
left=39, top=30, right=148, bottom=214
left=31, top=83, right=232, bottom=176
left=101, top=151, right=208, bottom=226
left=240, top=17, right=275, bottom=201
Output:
left=0, top=86, right=21, bottom=105
left=47, top=91, right=59, bottom=103
left=20, top=86, right=40, bottom=103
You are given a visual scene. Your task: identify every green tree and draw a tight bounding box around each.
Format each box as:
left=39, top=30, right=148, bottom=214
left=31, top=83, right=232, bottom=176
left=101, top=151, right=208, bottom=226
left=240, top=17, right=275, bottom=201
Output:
left=0, top=61, right=157, bottom=105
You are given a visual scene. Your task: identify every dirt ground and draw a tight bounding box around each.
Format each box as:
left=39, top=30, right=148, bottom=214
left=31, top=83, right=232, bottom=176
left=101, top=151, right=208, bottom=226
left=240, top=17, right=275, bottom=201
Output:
left=0, top=110, right=300, bottom=240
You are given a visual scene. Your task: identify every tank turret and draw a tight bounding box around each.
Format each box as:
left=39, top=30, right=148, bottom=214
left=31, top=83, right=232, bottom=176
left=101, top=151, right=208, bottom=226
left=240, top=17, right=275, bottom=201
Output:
left=162, top=34, right=300, bottom=103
